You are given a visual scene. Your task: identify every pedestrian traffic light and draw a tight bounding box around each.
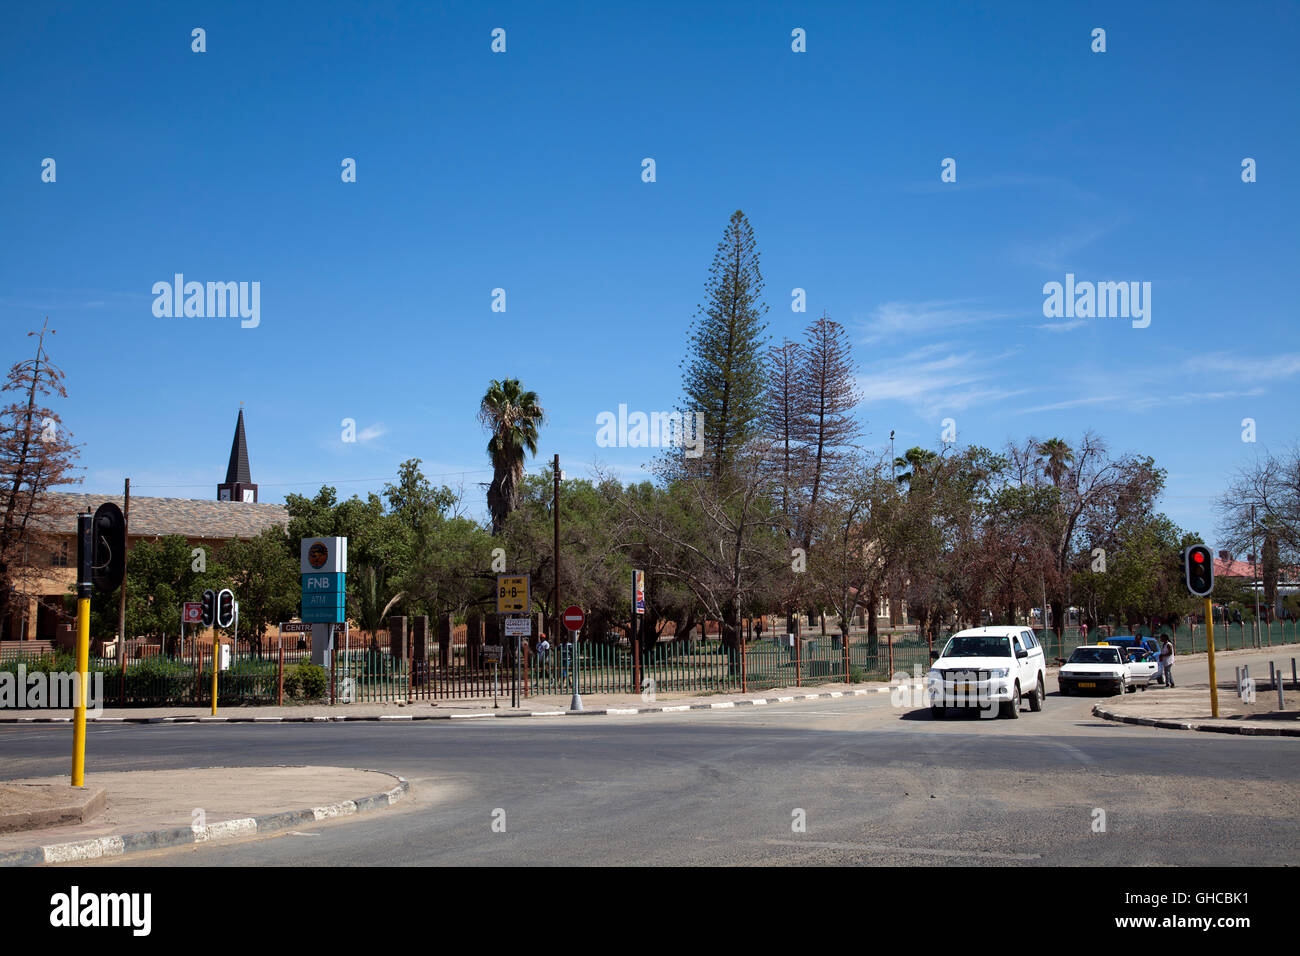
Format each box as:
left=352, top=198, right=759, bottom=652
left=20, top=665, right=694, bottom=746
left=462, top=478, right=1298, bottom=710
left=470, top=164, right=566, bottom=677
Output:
left=216, top=588, right=236, bottom=629
left=1184, top=544, right=1214, bottom=597
left=201, top=589, right=216, bottom=627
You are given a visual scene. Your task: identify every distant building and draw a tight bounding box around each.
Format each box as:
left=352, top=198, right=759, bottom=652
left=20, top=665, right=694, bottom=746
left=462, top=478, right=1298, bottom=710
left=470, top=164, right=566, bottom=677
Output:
left=2, top=410, right=286, bottom=646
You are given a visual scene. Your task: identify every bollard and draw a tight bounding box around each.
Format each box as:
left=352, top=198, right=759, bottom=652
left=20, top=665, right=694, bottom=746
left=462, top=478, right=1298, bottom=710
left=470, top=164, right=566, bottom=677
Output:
left=1292, top=658, right=1297, bottom=690
left=1278, top=666, right=1286, bottom=711
left=1235, top=667, right=1242, bottom=698
left=1269, top=661, right=1276, bottom=689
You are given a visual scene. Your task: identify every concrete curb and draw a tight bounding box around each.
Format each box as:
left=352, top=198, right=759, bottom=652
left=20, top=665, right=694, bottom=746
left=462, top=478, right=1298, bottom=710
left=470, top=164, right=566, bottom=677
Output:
left=0, top=684, right=913, bottom=725
left=0, top=772, right=409, bottom=867
left=1092, top=704, right=1300, bottom=737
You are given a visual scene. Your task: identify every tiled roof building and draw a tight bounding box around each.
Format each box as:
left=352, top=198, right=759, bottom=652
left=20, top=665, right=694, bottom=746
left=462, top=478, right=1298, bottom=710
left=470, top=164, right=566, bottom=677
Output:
left=2, top=410, right=286, bottom=646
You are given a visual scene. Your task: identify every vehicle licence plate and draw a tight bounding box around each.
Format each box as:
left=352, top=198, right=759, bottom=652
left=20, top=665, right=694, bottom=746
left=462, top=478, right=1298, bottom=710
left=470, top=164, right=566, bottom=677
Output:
left=1079, top=682, right=1096, bottom=688
left=957, top=683, right=977, bottom=692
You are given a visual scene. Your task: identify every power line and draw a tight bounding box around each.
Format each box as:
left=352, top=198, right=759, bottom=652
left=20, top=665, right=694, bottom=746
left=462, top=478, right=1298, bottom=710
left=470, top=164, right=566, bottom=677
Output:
left=128, top=469, right=494, bottom=490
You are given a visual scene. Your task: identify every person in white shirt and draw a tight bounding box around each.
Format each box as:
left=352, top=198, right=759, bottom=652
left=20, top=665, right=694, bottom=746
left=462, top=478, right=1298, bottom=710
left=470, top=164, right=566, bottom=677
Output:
left=1159, top=637, right=1175, bottom=688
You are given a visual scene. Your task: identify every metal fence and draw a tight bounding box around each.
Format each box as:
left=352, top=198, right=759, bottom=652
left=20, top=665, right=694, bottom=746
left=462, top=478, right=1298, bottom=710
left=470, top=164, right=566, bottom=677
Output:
left=3, top=618, right=1296, bottom=707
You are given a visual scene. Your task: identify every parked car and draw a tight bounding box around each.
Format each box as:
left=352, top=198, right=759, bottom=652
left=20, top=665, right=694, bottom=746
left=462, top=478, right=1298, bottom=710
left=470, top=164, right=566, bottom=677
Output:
left=1096, top=634, right=1160, bottom=657
left=1058, top=645, right=1141, bottom=695
left=926, top=626, right=1047, bottom=719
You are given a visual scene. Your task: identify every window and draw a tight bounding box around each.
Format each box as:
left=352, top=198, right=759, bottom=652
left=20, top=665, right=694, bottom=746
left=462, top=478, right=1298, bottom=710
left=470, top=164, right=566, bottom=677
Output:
left=1021, top=630, right=1038, bottom=649
left=50, top=541, right=68, bottom=567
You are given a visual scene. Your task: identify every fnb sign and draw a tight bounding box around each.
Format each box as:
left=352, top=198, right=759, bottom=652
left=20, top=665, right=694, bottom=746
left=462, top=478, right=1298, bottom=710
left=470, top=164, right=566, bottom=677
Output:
left=302, top=573, right=343, bottom=593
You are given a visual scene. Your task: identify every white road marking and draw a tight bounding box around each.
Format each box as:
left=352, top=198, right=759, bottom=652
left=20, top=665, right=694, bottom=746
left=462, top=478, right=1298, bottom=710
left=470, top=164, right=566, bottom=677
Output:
left=766, top=838, right=1041, bottom=860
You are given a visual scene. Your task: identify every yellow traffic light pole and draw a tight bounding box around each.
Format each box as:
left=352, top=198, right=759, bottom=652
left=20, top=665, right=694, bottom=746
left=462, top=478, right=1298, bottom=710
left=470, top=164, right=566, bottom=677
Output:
left=211, top=638, right=219, bottom=716
left=1205, top=597, right=1219, bottom=718
left=71, top=594, right=90, bottom=786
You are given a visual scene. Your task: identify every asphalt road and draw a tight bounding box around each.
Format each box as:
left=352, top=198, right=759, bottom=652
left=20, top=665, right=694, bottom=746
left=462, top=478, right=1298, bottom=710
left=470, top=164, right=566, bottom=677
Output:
left=1, top=650, right=1296, bottom=866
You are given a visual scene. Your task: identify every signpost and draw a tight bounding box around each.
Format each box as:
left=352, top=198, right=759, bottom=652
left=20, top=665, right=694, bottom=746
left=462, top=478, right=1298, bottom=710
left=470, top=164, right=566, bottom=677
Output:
left=182, top=601, right=201, bottom=656
left=301, top=537, right=347, bottom=683
left=564, top=605, right=584, bottom=711
left=632, top=570, right=645, bottom=692
left=496, top=574, right=530, bottom=614
left=484, top=644, right=504, bottom=708
left=497, top=574, right=531, bottom=707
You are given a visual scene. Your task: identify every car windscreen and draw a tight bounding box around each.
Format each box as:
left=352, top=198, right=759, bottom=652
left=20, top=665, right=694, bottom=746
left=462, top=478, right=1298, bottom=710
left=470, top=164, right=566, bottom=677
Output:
left=1067, top=648, right=1121, bottom=664
left=942, top=636, right=1012, bottom=658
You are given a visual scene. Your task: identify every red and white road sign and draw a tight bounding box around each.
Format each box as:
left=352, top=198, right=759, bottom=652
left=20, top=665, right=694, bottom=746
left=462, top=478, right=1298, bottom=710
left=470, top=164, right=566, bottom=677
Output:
left=562, top=605, right=585, bottom=632
left=182, top=602, right=203, bottom=624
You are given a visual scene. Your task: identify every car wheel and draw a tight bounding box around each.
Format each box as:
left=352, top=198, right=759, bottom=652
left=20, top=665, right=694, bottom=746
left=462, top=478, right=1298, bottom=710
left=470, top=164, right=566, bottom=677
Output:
left=1000, top=683, right=1021, bottom=719
left=1029, top=675, right=1044, bottom=712
left=930, top=706, right=946, bottom=720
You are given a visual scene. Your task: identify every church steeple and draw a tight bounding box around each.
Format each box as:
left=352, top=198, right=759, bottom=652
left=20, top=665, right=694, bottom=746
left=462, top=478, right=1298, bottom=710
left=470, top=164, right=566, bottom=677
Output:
left=217, top=407, right=258, bottom=503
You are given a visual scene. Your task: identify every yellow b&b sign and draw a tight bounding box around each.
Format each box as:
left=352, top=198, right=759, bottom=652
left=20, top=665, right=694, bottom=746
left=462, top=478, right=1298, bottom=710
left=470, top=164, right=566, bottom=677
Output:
left=496, top=574, right=530, bottom=614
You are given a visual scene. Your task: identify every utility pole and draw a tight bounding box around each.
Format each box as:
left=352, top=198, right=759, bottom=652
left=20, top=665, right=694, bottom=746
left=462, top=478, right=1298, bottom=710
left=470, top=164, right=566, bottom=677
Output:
left=117, top=478, right=129, bottom=648
left=1252, top=505, right=1262, bottom=648
left=553, top=454, right=560, bottom=645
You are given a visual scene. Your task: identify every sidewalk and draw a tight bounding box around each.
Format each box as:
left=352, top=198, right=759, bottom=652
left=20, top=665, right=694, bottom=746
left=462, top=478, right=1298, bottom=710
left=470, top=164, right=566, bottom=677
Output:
left=0, top=679, right=913, bottom=723
left=0, top=766, right=408, bottom=866
left=1093, top=643, right=1300, bottom=737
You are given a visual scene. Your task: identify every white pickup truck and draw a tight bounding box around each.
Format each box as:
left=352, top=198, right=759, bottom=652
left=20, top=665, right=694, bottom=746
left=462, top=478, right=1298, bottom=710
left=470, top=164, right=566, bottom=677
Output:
left=1058, top=644, right=1155, bottom=695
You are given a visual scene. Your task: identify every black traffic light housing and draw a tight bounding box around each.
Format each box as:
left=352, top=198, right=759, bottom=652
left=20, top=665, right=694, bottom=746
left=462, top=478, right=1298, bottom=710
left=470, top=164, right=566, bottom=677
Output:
left=75, top=513, right=94, bottom=599
left=216, top=589, right=236, bottom=629
left=201, top=589, right=216, bottom=628
left=91, top=502, right=126, bottom=593
left=1184, top=544, right=1214, bottom=597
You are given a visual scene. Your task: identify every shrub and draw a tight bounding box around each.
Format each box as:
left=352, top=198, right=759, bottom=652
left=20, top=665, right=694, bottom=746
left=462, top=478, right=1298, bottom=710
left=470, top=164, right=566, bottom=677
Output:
left=847, top=666, right=864, bottom=684
left=296, top=663, right=327, bottom=700
left=280, top=668, right=302, bottom=700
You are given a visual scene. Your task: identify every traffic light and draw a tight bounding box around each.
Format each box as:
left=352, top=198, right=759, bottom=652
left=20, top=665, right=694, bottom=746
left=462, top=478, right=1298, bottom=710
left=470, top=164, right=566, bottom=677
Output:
left=216, top=588, right=236, bottom=629
left=76, top=514, right=94, bottom=599
left=91, top=502, right=126, bottom=593
left=201, top=589, right=216, bottom=627
left=1184, top=544, right=1214, bottom=597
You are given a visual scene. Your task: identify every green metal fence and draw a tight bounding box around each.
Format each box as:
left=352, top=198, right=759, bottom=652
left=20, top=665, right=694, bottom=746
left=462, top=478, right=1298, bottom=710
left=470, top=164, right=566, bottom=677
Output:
left=4, top=619, right=1296, bottom=707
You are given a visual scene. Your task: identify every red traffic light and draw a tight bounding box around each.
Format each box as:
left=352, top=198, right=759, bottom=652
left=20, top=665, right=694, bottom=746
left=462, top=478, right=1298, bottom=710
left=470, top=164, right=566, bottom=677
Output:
left=1193, top=552, right=1205, bottom=563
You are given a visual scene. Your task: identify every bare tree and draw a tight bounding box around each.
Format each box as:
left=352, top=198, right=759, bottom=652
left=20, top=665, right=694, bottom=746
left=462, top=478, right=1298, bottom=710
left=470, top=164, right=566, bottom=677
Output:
left=0, top=320, right=81, bottom=635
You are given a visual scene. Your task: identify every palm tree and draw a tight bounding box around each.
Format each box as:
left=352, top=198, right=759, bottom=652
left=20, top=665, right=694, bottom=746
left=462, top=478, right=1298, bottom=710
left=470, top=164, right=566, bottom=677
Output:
left=1035, top=438, right=1074, bottom=487
left=894, top=447, right=937, bottom=488
left=478, top=378, right=545, bottom=534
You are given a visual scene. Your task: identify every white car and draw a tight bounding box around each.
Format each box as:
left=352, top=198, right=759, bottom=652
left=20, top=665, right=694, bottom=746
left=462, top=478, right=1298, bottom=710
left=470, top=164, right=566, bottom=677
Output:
left=926, top=626, right=1047, bottom=719
left=1058, top=645, right=1146, bottom=695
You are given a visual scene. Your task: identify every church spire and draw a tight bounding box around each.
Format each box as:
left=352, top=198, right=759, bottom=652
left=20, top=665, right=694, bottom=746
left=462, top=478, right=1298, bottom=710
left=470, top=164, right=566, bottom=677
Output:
left=218, top=408, right=258, bottom=502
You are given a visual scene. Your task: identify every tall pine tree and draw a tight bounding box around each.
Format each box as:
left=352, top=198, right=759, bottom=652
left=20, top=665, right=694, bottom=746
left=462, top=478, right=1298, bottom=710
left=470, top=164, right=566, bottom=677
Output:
left=680, top=210, right=769, bottom=479
left=797, top=311, right=860, bottom=548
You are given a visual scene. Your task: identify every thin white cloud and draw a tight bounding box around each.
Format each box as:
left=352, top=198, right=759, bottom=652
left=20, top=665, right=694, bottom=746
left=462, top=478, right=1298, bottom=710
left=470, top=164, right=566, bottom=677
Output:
left=1034, top=319, right=1087, bottom=333
left=857, top=300, right=1017, bottom=344
left=357, top=424, right=387, bottom=443
left=857, top=348, right=1032, bottom=418
left=1021, top=388, right=1265, bottom=415
left=1186, top=352, right=1300, bottom=380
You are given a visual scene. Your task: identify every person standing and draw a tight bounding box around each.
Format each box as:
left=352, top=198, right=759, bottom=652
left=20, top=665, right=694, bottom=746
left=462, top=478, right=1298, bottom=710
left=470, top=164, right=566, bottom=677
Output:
left=1080, top=620, right=1089, bottom=643
left=1159, top=636, right=1175, bottom=688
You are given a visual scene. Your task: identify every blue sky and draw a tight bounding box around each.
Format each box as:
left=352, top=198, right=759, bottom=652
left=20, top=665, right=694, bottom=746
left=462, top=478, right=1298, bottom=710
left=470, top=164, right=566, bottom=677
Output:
left=3, top=0, right=1297, bottom=542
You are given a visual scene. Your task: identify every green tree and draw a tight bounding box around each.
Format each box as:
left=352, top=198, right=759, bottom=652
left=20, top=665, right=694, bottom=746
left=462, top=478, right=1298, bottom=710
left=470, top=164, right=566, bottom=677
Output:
left=479, top=379, right=545, bottom=535
left=681, top=210, right=769, bottom=480
left=217, top=527, right=299, bottom=656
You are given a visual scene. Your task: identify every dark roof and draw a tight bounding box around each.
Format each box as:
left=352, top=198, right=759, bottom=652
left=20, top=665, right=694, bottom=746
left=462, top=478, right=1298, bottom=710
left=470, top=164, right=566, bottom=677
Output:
left=225, top=409, right=252, bottom=485
left=38, top=493, right=288, bottom=540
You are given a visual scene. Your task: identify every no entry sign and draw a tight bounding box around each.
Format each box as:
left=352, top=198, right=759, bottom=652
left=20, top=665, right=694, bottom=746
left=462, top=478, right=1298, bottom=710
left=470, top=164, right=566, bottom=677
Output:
left=562, top=606, right=585, bottom=632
